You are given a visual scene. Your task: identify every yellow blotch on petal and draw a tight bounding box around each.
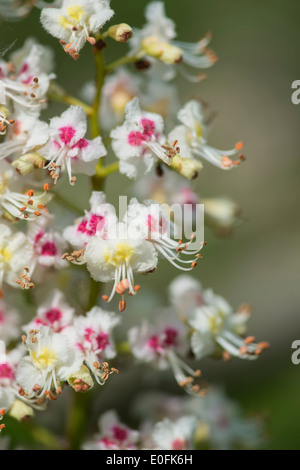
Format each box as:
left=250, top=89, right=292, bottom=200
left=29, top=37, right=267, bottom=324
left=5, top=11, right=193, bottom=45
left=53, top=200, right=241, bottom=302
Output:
left=31, top=347, right=58, bottom=369
left=105, top=243, right=134, bottom=267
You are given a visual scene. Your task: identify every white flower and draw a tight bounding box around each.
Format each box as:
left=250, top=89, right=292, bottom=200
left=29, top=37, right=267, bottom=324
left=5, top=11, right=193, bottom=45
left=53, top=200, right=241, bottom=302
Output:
left=23, top=290, right=75, bottom=333
left=185, top=388, right=264, bottom=450
left=27, top=214, right=68, bottom=270
left=16, top=326, right=83, bottom=400
left=0, top=160, right=52, bottom=220
left=188, top=289, right=269, bottom=360
left=111, top=97, right=169, bottom=179
left=82, top=222, right=158, bottom=306
left=63, top=191, right=117, bottom=248
left=0, top=300, right=20, bottom=343
left=130, top=1, right=217, bottom=82
left=0, top=224, right=34, bottom=295
left=124, top=198, right=204, bottom=271
left=152, top=416, right=197, bottom=450
left=168, top=274, right=204, bottom=317
left=0, top=341, right=25, bottom=412
left=0, top=38, right=55, bottom=113
left=169, top=100, right=245, bottom=170
left=129, top=312, right=201, bottom=396
left=69, top=307, right=120, bottom=384
left=100, top=68, right=141, bottom=131
left=0, top=109, right=49, bottom=161
left=39, top=105, right=106, bottom=184
left=83, top=410, right=139, bottom=450
left=40, top=0, right=114, bottom=58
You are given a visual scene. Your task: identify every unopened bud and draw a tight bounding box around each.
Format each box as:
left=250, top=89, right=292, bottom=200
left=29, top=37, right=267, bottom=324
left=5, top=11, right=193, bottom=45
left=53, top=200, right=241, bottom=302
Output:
left=67, top=365, right=94, bottom=391
left=8, top=400, right=34, bottom=422
left=171, top=154, right=203, bottom=179
left=141, top=36, right=183, bottom=64
left=202, top=197, right=242, bottom=236
left=12, top=153, right=46, bottom=176
left=107, top=23, right=133, bottom=43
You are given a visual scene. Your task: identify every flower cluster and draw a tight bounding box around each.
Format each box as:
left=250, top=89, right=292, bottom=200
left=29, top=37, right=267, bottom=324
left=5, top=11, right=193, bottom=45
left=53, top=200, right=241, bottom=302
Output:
left=0, top=0, right=267, bottom=451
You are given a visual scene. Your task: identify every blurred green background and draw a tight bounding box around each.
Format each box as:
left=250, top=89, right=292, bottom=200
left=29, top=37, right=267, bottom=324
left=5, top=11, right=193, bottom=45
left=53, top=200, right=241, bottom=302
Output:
left=1, top=0, right=300, bottom=450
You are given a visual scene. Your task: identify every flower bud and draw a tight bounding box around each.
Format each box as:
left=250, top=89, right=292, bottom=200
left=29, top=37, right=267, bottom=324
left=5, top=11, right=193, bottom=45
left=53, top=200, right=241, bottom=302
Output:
left=202, top=197, right=242, bottom=235
left=11, top=153, right=46, bottom=176
left=171, top=154, right=203, bottom=179
left=141, top=36, right=183, bottom=64
left=8, top=400, right=34, bottom=422
left=107, top=23, right=133, bottom=43
left=67, top=365, right=94, bottom=392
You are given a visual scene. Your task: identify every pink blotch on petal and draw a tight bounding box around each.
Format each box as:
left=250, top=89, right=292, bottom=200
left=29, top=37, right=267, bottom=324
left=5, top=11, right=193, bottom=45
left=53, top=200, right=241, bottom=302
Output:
left=112, top=425, right=128, bottom=442
left=0, top=363, right=14, bottom=380
left=45, top=308, right=62, bottom=324
left=128, top=131, right=146, bottom=147
left=141, top=118, right=155, bottom=137
left=59, top=126, right=76, bottom=145
left=40, top=241, right=58, bottom=257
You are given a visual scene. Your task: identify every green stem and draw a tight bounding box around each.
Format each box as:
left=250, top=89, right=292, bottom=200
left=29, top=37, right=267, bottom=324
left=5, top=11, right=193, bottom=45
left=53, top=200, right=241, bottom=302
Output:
left=48, top=83, right=93, bottom=116
left=95, top=161, right=119, bottom=178
left=90, top=48, right=105, bottom=139
left=105, top=55, right=139, bottom=73
left=66, top=392, right=90, bottom=450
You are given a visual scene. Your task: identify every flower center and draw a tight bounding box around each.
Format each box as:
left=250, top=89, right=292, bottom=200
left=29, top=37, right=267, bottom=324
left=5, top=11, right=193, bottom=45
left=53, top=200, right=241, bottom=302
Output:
left=59, top=5, right=85, bottom=29
left=30, top=347, right=58, bottom=369
left=104, top=242, right=134, bottom=266
left=0, top=247, right=11, bottom=263
left=41, top=241, right=58, bottom=257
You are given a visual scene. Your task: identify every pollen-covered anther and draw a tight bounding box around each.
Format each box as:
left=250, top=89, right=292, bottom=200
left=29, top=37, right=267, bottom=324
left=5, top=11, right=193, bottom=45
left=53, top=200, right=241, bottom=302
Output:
left=32, top=384, right=42, bottom=392
left=161, top=139, right=181, bottom=160
left=44, top=390, right=57, bottom=401
left=0, top=409, right=5, bottom=417
left=115, top=279, right=130, bottom=295
left=179, top=376, right=194, bottom=387
left=244, top=336, right=255, bottom=345
left=0, top=424, right=5, bottom=431
left=237, top=303, right=252, bottom=314
left=14, top=268, right=35, bottom=290
left=119, top=300, right=126, bottom=312
left=239, top=346, right=248, bottom=355
left=102, top=295, right=109, bottom=302
left=222, top=351, right=231, bottom=362
left=257, top=341, right=270, bottom=351
left=71, top=249, right=85, bottom=261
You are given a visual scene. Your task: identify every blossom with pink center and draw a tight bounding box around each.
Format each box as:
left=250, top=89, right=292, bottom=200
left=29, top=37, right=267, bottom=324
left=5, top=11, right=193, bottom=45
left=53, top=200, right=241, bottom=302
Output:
left=152, top=416, right=197, bottom=450
left=128, top=311, right=201, bottom=395
left=111, top=97, right=170, bottom=179
left=0, top=109, right=49, bottom=161
left=63, top=191, right=117, bottom=249
left=124, top=198, right=204, bottom=271
left=0, top=341, right=25, bottom=413
left=39, top=105, right=106, bottom=185
left=27, top=215, right=68, bottom=271
left=23, top=290, right=75, bottom=333
left=67, top=307, right=120, bottom=384
left=0, top=299, right=20, bottom=344
left=82, top=410, right=139, bottom=450
left=0, top=38, right=55, bottom=114
left=169, top=100, right=244, bottom=170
